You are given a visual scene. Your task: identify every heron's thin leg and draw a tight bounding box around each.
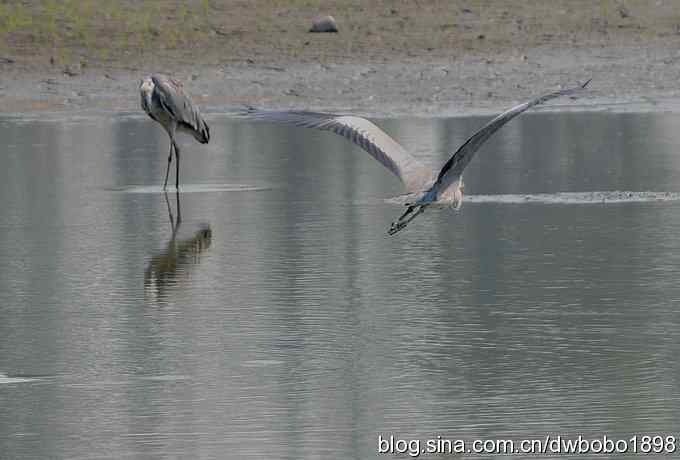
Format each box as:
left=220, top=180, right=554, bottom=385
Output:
left=397, top=205, right=415, bottom=222
left=163, top=142, right=174, bottom=191
left=173, top=141, right=180, bottom=190
left=402, top=206, right=425, bottom=226
left=175, top=189, right=181, bottom=225
left=164, top=190, right=175, bottom=233
left=164, top=190, right=181, bottom=241
left=387, top=205, right=426, bottom=236
left=387, top=206, right=414, bottom=236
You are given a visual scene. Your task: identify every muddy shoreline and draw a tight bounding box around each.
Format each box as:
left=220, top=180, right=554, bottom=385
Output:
left=4, top=2, right=680, bottom=118
left=3, top=46, right=680, bottom=118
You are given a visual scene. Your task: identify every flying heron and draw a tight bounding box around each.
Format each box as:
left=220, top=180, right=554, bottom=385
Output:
left=242, top=80, right=590, bottom=235
left=140, top=74, right=210, bottom=190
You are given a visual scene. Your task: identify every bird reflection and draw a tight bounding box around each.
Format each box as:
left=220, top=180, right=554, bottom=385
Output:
left=144, top=191, right=212, bottom=299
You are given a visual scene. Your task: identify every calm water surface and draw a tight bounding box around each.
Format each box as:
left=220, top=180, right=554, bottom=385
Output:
left=2, top=112, right=680, bottom=459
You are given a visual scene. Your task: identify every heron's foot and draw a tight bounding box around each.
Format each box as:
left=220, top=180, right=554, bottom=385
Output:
left=387, top=220, right=408, bottom=236
left=386, top=205, right=426, bottom=236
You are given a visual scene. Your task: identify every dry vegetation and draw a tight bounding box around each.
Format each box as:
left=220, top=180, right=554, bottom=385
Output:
left=3, top=1, right=680, bottom=114
left=2, top=0, right=680, bottom=71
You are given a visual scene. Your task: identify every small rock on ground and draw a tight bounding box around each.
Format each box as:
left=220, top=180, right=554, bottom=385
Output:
left=310, top=15, right=338, bottom=33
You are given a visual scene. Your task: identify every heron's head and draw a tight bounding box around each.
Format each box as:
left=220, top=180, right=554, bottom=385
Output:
left=140, top=77, right=154, bottom=95
left=139, top=77, right=154, bottom=111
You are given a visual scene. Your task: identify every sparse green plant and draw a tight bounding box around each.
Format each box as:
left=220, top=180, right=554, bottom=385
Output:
left=0, top=0, right=677, bottom=69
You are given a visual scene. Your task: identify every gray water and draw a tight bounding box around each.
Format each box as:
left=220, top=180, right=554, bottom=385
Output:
left=2, top=112, right=680, bottom=459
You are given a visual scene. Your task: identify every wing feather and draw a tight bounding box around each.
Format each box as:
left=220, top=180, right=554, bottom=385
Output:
left=424, top=80, right=591, bottom=202
left=151, top=74, right=210, bottom=144
left=241, top=109, right=431, bottom=192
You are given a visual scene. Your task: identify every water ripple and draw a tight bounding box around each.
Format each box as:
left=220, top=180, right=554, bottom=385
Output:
left=385, top=191, right=680, bottom=206
left=111, top=183, right=273, bottom=194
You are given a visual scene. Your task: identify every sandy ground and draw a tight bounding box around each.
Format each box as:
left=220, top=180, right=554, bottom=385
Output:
left=3, top=1, right=680, bottom=117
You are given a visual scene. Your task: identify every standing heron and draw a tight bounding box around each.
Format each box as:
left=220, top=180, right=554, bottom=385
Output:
left=140, top=74, right=210, bottom=190
left=242, top=80, right=590, bottom=235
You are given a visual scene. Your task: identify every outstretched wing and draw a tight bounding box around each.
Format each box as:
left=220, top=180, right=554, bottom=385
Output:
left=241, top=109, right=432, bottom=192
left=151, top=74, right=210, bottom=144
left=422, top=80, right=591, bottom=203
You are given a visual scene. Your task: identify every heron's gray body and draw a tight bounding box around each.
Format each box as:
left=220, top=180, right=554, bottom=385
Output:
left=140, top=74, right=210, bottom=189
left=243, top=80, right=590, bottom=234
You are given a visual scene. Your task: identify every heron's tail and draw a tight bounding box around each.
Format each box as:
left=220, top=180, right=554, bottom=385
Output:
left=194, top=117, right=210, bottom=144
left=182, top=111, right=210, bottom=144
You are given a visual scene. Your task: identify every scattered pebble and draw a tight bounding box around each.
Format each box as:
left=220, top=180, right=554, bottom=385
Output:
left=310, top=15, right=338, bottom=33
left=64, top=63, right=81, bottom=77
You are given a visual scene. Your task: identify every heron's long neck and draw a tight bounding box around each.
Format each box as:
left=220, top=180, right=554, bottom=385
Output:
left=141, top=86, right=153, bottom=113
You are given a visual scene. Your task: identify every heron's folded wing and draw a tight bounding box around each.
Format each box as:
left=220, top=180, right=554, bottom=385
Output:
left=428, top=80, right=591, bottom=198
left=242, top=110, right=431, bottom=192
left=151, top=74, right=210, bottom=143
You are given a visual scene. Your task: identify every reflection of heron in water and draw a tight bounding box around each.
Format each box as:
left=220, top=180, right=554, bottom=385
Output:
left=144, top=191, right=212, bottom=297
left=243, top=80, right=590, bottom=235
